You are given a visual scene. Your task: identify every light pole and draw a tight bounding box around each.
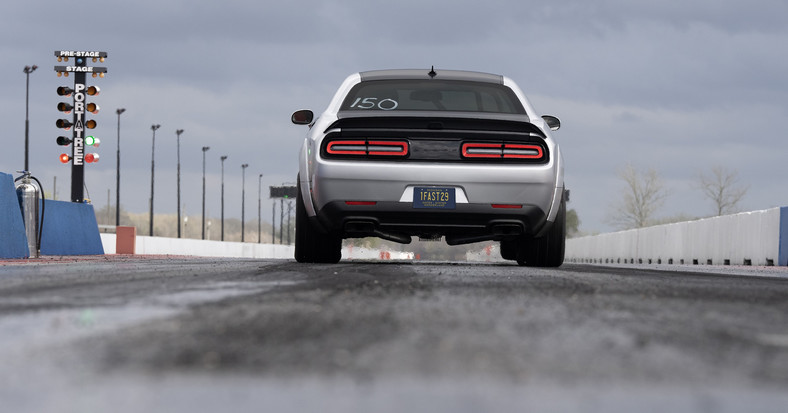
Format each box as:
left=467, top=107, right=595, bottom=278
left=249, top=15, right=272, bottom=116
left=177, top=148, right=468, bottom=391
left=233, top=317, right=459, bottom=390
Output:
left=23, top=65, right=38, bottom=172
left=220, top=155, right=227, bottom=241
left=176, top=129, right=184, bottom=238
left=149, top=124, right=161, bottom=236
left=258, top=173, right=263, bottom=243
left=115, top=108, right=125, bottom=227
left=241, top=163, right=249, bottom=242
left=201, top=146, right=210, bottom=240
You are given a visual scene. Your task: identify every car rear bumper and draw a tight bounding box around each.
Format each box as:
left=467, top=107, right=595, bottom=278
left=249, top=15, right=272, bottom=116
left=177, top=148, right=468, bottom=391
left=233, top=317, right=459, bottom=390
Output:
left=313, top=200, right=550, bottom=245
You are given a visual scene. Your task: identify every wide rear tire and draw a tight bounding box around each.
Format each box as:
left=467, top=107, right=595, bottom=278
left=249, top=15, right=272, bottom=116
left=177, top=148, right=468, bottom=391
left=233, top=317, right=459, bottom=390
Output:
left=295, top=177, right=342, bottom=263
left=516, top=198, right=566, bottom=267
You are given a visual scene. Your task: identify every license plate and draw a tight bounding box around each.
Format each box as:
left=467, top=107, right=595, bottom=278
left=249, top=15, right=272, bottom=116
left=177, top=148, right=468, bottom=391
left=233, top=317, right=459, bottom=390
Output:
left=413, top=187, right=456, bottom=209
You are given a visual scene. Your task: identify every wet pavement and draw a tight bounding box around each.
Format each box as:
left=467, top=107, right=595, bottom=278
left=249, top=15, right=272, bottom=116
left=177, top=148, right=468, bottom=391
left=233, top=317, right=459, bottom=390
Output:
left=1, top=256, right=787, bottom=412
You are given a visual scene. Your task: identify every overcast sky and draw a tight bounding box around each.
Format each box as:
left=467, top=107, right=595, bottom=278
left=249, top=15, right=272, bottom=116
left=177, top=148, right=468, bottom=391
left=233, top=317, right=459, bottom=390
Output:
left=2, top=0, right=787, bottom=234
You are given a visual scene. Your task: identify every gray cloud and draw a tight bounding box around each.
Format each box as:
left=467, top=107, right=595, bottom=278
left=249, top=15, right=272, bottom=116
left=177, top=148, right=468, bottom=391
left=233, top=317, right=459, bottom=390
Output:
left=2, top=0, right=786, bottom=233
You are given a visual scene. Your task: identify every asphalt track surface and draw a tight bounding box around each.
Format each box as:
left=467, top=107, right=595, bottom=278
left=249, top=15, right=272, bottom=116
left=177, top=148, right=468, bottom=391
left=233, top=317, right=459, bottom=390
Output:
left=1, top=255, right=787, bottom=412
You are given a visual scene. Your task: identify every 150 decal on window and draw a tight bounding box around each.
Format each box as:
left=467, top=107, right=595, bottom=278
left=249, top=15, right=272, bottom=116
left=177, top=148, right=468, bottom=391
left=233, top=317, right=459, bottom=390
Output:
left=348, top=97, right=398, bottom=110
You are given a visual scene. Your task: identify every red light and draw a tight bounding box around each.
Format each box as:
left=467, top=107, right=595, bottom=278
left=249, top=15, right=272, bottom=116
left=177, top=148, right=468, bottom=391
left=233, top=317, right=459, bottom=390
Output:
left=85, top=153, right=99, bottom=163
left=462, top=142, right=544, bottom=160
left=326, top=139, right=409, bottom=157
left=345, top=201, right=377, bottom=206
left=491, top=204, right=523, bottom=209
left=59, top=154, right=70, bottom=163
left=502, top=144, right=543, bottom=159
left=368, top=141, right=408, bottom=156
left=327, top=140, right=367, bottom=155
left=462, top=143, right=502, bottom=158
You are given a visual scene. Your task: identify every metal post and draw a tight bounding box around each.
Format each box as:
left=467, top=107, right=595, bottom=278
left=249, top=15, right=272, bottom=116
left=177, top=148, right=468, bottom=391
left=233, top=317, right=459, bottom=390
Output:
left=287, top=201, right=293, bottom=245
left=279, top=198, right=284, bottom=244
left=241, top=163, right=249, bottom=242
left=115, top=108, right=125, bottom=226
left=201, top=146, right=210, bottom=240
left=220, top=155, right=227, bottom=241
left=149, top=124, right=160, bottom=236
left=258, top=174, right=263, bottom=243
left=176, top=129, right=184, bottom=238
left=272, top=201, right=276, bottom=244
left=23, top=65, right=37, bottom=172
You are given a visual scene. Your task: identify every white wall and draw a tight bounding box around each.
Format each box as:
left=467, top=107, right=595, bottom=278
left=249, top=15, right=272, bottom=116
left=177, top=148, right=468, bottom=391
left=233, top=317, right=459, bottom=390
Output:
left=566, top=207, right=783, bottom=266
left=101, top=234, right=294, bottom=259
left=100, top=234, right=413, bottom=261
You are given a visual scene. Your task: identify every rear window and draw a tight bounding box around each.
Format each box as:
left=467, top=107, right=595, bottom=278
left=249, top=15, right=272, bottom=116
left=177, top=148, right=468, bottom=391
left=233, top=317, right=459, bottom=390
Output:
left=340, top=80, right=526, bottom=115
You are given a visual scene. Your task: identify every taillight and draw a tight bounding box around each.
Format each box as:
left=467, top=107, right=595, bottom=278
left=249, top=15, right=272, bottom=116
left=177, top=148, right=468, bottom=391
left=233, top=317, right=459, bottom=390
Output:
left=461, top=142, right=544, bottom=160
left=325, top=139, right=409, bottom=158
left=326, top=140, right=367, bottom=155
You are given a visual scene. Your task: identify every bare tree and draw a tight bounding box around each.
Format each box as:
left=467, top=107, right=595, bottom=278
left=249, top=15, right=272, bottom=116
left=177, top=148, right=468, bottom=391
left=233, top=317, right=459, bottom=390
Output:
left=697, top=166, right=748, bottom=216
left=608, top=163, right=670, bottom=229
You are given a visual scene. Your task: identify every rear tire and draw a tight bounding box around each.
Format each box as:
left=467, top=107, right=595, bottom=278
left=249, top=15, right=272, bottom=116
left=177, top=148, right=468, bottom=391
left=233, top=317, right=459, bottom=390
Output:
left=295, top=177, right=342, bottom=263
left=516, top=198, right=566, bottom=267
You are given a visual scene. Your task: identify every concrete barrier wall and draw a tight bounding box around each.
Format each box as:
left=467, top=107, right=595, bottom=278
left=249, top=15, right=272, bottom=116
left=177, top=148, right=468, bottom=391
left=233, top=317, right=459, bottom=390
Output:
left=567, top=207, right=787, bottom=266
left=101, top=234, right=294, bottom=259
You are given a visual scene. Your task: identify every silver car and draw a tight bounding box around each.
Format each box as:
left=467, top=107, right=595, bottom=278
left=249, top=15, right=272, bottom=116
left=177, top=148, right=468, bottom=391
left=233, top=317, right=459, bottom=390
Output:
left=292, top=68, right=566, bottom=266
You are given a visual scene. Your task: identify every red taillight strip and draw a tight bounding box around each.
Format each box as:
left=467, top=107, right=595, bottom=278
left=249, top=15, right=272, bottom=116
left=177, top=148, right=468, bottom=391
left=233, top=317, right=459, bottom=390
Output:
left=326, top=139, right=409, bottom=157
left=327, top=140, right=367, bottom=155
left=462, top=143, right=502, bottom=158
left=368, top=140, right=408, bottom=156
left=502, top=144, right=543, bottom=159
left=462, top=142, right=544, bottom=160
left=491, top=204, right=523, bottom=209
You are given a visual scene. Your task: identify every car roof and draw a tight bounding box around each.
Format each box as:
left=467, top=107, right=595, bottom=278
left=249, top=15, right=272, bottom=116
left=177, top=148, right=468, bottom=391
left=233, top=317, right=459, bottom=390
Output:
left=359, top=69, right=504, bottom=84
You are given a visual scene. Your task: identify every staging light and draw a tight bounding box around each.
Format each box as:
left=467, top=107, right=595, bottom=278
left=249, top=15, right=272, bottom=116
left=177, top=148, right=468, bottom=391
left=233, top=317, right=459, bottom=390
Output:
left=57, top=86, right=74, bottom=96
left=85, top=136, right=100, bottom=147
left=57, top=102, right=73, bottom=113
left=56, top=119, right=73, bottom=130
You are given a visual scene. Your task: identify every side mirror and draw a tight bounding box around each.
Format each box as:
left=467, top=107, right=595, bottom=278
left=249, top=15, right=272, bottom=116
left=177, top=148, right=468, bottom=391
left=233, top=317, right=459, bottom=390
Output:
left=541, top=115, right=561, bottom=131
left=291, top=110, right=314, bottom=125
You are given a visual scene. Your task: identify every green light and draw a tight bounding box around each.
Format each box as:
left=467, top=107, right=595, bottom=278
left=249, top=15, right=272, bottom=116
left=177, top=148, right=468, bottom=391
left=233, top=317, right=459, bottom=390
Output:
left=85, top=136, right=100, bottom=147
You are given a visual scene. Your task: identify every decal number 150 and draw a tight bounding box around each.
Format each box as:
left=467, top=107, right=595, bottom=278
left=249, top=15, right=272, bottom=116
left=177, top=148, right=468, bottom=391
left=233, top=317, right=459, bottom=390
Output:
left=349, top=97, right=398, bottom=111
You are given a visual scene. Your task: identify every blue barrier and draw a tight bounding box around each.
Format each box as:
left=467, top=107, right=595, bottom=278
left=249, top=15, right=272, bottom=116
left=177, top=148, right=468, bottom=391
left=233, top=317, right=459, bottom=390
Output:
left=39, top=199, right=104, bottom=255
left=0, top=172, right=29, bottom=258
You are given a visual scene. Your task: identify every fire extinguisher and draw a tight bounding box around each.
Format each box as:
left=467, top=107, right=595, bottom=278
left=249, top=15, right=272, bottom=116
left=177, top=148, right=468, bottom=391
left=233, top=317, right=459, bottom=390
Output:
left=15, top=171, right=45, bottom=258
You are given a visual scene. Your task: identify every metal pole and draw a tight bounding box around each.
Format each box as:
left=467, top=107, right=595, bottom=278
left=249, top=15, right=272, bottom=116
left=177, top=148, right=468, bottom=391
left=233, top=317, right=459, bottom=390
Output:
left=287, top=201, right=293, bottom=245
left=279, top=198, right=284, bottom=244
left=201, top=146, right=210, bottom=240
left=176, top=129, right=184, bottom=238
left=115, top=108, right=125, bottom=226
left=241, top=164, right=249, bottom=242
left=220, top=156, right=227, bottom=241
left=23, top=65, right=37, bottom=172
left=149, top=124, right=160, bottom=236
left=258, top=174, right=263, bottom=243
left=272, top=201, right=276, bottom=244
